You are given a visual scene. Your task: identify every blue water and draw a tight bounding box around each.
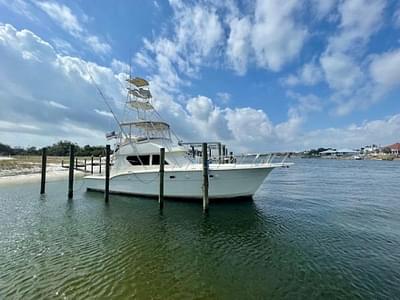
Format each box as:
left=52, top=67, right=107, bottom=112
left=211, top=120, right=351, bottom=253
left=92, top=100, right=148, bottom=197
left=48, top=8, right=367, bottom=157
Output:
left=0, top=159, right=399, bottom=299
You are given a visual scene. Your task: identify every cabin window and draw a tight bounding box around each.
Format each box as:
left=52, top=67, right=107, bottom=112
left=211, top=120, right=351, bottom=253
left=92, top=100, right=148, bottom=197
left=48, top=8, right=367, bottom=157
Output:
left=152, top=154, right=160, bottom=165
left=151, top=154, right=168, bottom=165
left=127, top=155, right=150, bottom=166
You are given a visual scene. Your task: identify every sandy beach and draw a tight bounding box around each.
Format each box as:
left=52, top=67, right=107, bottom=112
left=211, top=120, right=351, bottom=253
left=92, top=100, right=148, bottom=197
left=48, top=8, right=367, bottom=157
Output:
left=0, top=156, right=101, bottom=185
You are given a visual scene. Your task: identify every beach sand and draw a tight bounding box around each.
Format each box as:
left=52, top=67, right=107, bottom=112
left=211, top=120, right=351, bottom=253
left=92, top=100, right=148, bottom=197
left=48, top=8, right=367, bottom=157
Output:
left=0, top=156, right=102, bottom=186
left=0, top=166, right=87, bottom=186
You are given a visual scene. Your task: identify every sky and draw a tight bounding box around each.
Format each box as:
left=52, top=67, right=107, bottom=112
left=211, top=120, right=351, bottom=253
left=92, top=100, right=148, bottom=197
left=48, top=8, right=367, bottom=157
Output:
left=0, top=0, right=399, bottom=152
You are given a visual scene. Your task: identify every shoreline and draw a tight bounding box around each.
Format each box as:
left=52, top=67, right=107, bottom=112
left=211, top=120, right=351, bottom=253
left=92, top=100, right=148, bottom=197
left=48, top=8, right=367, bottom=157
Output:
left=0, top=168, right=86, bottom=185
left=0, top=156, right=103, bottom=185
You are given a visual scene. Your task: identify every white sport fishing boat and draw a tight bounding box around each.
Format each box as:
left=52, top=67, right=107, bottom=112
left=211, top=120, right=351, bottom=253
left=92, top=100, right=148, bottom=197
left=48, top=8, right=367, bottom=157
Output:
left=85, top=76, right=291, bottom=200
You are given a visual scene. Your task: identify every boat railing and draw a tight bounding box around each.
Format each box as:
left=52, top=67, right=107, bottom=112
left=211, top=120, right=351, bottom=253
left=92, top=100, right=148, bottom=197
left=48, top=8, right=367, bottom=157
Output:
left=188, top=152, right=290, bottom=167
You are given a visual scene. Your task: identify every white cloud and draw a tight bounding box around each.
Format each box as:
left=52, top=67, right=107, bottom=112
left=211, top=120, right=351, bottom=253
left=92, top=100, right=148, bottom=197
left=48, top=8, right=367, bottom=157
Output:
left=275, top=93, right=322, bottom=144
left=225, top=108, right=274, bottom=142
left=94, top=109, right=113, bottom=118
left=137, top=0, right=308, bottom=78
left=36, top=1, right=83, bottom=34
left=284, top=61, right=323, bottom=86
left=331, top=48, right=400, bottom=117
left=275, top=114, right=303, bottom=143
left=316, top=0, right=386, bottom=116
left=51, top=38, right=75, bottom=54
left=185, top=96, right=231, bottom=140
left=299, top=63, right=323, bottom=85
left=287, top=92, right=323, bottom=114
left=299, top=114, right=400, bottom=150
left=370, top=49, right=400, bottom=88
left=216, top=92, right=231, bottom=104
left=186, top=96, right=214, bottom=121
left=47, top=100, right=69, bottom=110
left=175, top=4, right=223, bottom=59
left=0, top=0, right=37, bottom=21
left=0, top=120, right=40, bottom=132
left=85, top=35, right=111, bottom=55
left=0, top=23, right=124, bottom=146
left=36, top=1, right=111, bottom=55
left=0, top=21, right=398, bottom=152
left=226, top=16, right=252, bottom=75
left=327, top=0, right=385, bottom=54
left=110, top=59, right=129, bottom=74
left=320, top=52, right=363, bottom=92
left=311, top=0, right=337, bottom=19
left=251, top=0, right=307, bottom=71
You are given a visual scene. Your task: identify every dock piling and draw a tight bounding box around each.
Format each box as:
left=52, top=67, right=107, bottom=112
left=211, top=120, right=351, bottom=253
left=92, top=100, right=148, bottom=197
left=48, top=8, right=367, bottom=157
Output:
left=75, top=157, right=78, bottom=170
left=222, top=145, right=226, bottom=164
left=191, top=145, right=195, bottom=159
left=99, top=155, right=102, bottom=174
left=91, top=155, right=94, bottom=174
left=40, top=147, right=47, bottom=194
left=159, top=148, right=165, bottom=209
left=84, top=159, right=87, bottom=172
left=218, top=143, right=222, bottom=164
left=68, top=145, right=74, bottom=199
left=202, top=143, right=209, bottom=212
left=105, top=145, right=110, bottom=203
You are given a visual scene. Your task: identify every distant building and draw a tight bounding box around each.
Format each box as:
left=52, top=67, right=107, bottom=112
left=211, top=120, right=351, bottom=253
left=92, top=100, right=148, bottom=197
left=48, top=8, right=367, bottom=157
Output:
left=361, top=145, right=379, bottom=154
left=320, top=149, right=358, bottom=157
left=386, top=143, right=400, bottom=156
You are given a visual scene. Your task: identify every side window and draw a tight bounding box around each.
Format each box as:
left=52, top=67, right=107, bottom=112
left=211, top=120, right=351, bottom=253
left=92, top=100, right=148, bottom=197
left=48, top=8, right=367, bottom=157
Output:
left=127, top=155, right=150, bottom=165
left=152, top=154, right=160, bottom=165
left=151, top=154, right=169, bottom=165
left=139, top=155, right=150, bottom=165
left=127, top=156, right=140, bottom=165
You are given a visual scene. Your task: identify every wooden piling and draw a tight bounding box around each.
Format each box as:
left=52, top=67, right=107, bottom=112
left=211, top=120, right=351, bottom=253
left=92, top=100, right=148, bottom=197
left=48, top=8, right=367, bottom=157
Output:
left=191, top=146, right=195, bottom=159
left=84, top=159, right=87, bottom=172
left=61, top=159, right=64, bottom=168
left=218, top=143, right=222, bottom=164
left=222, top=145, right=226, bottom=164
left=159, top=147, right=165, bottom=209
left=99, top=155, right=102, bottom=174
left=91, top=155, right=94, bottom=174
left=104, top=145, right=111, bottom=203
left=202, top=143, right=209, bottom=212
left=75, top=157, right=78, bottom=170
left=40, top=148, right=47, bottom=194
left=68, top=145, right=74, bottom=199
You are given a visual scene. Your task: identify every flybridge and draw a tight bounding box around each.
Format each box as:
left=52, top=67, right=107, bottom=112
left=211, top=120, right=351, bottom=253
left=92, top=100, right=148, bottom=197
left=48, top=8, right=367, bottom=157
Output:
left=119, top=77, right=173, bottom=141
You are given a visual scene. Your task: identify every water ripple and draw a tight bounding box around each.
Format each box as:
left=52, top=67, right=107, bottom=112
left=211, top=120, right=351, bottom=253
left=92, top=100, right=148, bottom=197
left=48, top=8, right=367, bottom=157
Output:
left=1, top=160, right=400, bottom=299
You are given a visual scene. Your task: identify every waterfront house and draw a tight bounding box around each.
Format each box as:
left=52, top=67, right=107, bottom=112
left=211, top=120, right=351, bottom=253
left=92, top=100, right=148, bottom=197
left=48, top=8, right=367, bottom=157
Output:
left=320, top=149, right=358, bottom=158
left=320, top=149, right=337, bottom=157
left=386, top=143, right=400, bottom=156
left=361, top=145, right=379, bottom=154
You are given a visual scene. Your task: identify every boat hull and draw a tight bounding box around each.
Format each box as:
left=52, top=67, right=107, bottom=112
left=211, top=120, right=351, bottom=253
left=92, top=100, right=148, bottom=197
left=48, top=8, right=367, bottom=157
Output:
left=85, top=166, right=273, bottom=200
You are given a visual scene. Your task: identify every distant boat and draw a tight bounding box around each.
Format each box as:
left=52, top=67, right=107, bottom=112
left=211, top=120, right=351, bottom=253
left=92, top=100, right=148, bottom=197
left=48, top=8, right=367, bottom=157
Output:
left=85, top=76, right=292, bottom=200
left=353, top=155, right=362, bottom=160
